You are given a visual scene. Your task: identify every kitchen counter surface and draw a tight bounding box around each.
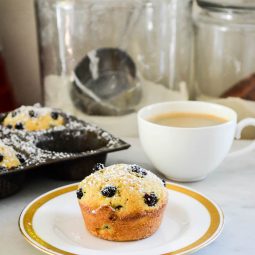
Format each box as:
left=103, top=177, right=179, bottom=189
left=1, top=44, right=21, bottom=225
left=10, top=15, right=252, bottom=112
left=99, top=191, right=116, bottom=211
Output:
left=0, top=138, right=254, bottom=255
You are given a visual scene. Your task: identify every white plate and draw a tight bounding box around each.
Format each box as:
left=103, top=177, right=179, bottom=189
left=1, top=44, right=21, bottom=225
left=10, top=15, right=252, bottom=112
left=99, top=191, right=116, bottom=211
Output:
left=19, top=183, right=224, bottom=255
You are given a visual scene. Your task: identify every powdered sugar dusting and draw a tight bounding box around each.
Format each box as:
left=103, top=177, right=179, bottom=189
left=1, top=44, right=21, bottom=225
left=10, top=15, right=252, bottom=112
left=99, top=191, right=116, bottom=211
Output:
left=80, top=163, right=165, bottom=195
left=0, top=105, right=125, bottom=173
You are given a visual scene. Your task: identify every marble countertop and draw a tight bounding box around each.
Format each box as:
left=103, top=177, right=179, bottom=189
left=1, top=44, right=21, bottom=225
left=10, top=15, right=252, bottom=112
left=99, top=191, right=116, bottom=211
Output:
left=0, top=138, right=254, bottom=255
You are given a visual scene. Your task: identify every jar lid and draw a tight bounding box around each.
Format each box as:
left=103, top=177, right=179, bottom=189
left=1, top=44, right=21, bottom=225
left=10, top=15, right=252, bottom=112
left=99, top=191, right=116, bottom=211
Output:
left=197, top=0, right=255, bottom=10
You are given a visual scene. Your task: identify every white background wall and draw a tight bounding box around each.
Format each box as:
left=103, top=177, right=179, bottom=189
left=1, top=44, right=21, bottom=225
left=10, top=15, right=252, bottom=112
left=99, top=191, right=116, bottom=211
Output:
left=0, top=0, right=41, bottom=105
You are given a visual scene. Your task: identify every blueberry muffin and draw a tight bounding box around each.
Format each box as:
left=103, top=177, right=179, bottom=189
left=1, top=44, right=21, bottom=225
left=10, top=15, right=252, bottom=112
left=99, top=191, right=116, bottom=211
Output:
left=77, top=163, right=168, bottom=241
left=0, top=142, right=24, bottom=172
left=2, top=105, right=64, bottom=131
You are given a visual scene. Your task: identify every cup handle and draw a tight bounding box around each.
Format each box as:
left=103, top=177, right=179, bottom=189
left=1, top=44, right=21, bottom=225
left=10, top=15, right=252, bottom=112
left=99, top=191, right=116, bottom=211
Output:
left=228, top=118, right=255, bottom=158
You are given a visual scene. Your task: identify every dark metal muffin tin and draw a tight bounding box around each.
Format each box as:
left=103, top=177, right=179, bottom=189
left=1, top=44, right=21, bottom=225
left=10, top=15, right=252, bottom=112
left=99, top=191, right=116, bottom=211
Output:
left=0, top=112, right=130, bottom=198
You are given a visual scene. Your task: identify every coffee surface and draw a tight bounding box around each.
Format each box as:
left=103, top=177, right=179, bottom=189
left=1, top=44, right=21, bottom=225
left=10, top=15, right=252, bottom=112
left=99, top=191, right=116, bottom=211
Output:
left=149, top=112, right=227, bottom=128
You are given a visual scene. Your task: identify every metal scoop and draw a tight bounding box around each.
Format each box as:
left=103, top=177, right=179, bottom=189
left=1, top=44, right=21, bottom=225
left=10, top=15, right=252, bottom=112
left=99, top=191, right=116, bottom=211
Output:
left=71, top=48, right=141, bottom=116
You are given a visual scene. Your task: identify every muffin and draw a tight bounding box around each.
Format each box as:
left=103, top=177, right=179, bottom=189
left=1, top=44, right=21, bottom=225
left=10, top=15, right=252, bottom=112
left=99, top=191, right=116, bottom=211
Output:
left=2, top=105, right=64, bottom=131
left=0, top=142, right=24, bottom=172
left=77, top=163, right=168, bottom=241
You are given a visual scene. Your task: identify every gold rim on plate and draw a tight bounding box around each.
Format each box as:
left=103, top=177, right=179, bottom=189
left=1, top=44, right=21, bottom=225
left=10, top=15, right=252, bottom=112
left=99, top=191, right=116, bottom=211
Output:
left=19, top=183, right=224, bottom=255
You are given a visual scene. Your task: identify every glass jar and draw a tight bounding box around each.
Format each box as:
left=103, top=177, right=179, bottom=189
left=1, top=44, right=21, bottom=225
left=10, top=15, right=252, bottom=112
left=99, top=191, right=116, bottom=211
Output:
left=194, top=0, right=255, bottom=100
left=35, top=0, right=192, bottom=136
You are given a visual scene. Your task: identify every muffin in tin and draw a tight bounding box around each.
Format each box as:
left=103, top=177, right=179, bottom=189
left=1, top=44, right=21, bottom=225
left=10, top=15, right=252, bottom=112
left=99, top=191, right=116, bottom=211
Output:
left=0, top=142, right=24, bottom=172
left=2, top=105, right=64, bottom=131
left=77, top=163, right=168, bottom=241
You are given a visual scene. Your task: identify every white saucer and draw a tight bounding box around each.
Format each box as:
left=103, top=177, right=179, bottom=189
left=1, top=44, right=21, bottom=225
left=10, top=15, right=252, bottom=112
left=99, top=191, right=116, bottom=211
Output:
left=19, top=183, right=224, bottom=255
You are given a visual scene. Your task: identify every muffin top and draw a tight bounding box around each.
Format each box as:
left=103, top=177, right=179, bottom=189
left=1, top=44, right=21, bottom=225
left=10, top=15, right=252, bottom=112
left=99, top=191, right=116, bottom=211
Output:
left=2, top=105, right=64, bottom=131
left=0, top=142, right=22, bottom=171
left=77, top=164, right=168, bottom=217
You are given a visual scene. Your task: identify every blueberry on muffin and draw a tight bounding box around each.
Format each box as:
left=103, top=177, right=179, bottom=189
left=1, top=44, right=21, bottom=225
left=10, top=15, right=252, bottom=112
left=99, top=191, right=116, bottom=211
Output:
left=2, top=105, right=64, bottom=131
left=92, top=163, right=105, bottom=172
left=77, top=163, right=168, bottom=241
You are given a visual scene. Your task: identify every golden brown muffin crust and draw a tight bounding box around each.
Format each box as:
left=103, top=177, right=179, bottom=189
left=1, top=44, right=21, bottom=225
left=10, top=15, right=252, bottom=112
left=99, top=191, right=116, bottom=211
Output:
left=77, top=164, right=168, bottom=241
left=78, top=164, right=167, bottom=217
left=3, top=105, right=64, bottom=131
left=0, top=142, right=20, bottom=169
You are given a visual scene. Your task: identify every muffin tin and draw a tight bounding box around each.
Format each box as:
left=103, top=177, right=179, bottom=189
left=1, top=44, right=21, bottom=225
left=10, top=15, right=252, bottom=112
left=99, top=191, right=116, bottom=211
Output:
left=0, top=108, right=130, bottom=198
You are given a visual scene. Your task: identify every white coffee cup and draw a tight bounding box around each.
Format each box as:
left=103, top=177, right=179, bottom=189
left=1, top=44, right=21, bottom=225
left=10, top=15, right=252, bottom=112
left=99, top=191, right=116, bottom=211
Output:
left=138, top=101, right=255, bottom=182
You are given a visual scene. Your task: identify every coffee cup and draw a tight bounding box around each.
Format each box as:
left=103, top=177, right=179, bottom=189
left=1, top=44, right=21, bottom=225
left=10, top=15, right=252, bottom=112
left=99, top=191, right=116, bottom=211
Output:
left=138, top=101, right=255, bottom=182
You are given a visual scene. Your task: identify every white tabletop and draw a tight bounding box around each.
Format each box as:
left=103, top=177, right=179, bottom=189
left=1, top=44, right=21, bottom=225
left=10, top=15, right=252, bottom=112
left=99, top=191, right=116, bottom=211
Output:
left=0, top=138, right=254, bottom=255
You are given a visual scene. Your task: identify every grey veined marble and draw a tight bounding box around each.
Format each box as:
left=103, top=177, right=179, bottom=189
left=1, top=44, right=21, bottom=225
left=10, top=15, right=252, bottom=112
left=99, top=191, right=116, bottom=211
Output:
left=0, top=138, right=254, bottom=254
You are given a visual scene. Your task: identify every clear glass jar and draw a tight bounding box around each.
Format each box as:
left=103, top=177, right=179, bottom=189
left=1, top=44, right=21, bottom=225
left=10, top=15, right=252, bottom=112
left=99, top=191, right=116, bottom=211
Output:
left=194, top=0, right=255, bottom=99
left=35, top=0, right=192, bottom=136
